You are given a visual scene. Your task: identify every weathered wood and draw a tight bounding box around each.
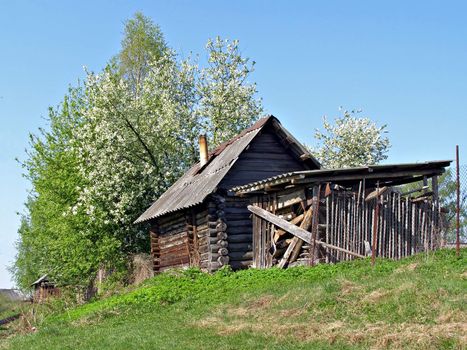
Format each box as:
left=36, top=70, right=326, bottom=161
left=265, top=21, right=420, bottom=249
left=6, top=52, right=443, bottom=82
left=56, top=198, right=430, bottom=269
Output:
left=227, top=234, right=252, bottom=243
left=228, top=242, right=252, bottom=252
left=273, top=214, right=304, bottom=242
left=278, top=206, right=314, bottom=268
left=229, top=251, right=253, bottom=260
left=365, top=187, right=388, bottom=202
left=276, top=188, right=306, bottom=209
left=229, top=260, right=253, bottom=269
left=248, top=205, right=366, bottom=259
left=310, top=185, right=321, bottom=265
left=217, top=255, right=230, bottom=266
left=227, top=226, right=252, bottom=234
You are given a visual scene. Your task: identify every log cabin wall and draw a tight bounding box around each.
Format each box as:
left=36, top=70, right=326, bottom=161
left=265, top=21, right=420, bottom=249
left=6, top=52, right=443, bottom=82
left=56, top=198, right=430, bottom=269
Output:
left=153, top=211, right=191, bottom=272
left=224, top=196, right=253, bottom=270
left=151, top=203, right=224, bottom=273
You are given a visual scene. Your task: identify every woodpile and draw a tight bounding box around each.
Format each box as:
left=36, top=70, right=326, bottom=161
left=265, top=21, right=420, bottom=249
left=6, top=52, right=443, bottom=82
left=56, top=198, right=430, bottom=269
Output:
left=249, top=182, right=442, bottom=269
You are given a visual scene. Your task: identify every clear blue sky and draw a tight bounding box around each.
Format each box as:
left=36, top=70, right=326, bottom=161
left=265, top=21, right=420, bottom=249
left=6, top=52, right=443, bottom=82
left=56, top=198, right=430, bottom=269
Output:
left=1, top=1, right=466, bottom=288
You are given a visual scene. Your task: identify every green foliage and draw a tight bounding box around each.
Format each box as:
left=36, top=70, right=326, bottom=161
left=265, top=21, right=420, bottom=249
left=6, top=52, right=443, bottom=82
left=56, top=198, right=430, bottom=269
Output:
left=312, top=109, right=390, bottom=168
left=199, top=37, right=263, bottom=146
left=11, top=87, right=124, bottom=291
left=13, top=13, right=262, bottom=292
left=117, top=11, right=167, bottom=91
left=3, top=250, right=466, bottom=349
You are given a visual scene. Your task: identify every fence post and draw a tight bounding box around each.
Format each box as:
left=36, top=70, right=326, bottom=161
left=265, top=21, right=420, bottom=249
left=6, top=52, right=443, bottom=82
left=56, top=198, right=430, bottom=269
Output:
left=456, top=145, right=460, bottom=257
left=371, top=181, right=380, bottom=267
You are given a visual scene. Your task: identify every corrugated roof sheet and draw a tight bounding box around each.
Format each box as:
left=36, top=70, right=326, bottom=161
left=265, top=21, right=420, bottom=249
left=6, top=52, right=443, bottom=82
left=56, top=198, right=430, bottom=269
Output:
left=232, top=160, right=452, bottom=194
left=134, top=117, right=273, bottom=223
left=31, top=274, right=49, bottom=286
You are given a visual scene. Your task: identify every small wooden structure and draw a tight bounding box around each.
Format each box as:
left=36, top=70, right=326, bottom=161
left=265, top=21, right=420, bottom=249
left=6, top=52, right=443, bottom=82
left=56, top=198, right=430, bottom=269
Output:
left=31, top=275, right=60, bottom=303
left=135, top=116, right=320, bottom=272
left=232, top=161, right=451, bottom=268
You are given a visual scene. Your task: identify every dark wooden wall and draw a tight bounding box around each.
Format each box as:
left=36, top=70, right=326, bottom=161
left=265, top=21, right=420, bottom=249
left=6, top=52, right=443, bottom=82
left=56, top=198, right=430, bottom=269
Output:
left=224, top=196, right=253, bottom=269
left=219, top=125, right=310, bottom=189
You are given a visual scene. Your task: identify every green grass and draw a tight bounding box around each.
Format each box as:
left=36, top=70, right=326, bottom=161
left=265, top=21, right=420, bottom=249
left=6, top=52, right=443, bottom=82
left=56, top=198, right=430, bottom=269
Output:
left=0, top=295, right=23, bottom=321
left=1, top=249, right=466, bottom=350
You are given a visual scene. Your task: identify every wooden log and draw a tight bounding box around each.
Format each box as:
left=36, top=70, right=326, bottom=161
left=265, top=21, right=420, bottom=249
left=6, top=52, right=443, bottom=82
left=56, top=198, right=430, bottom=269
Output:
left=228, top=242, right=252, bottom=252
left=273, top=214, right=304, bottom=242
left=216, top=222, right=228, bottom=232
left=276, top=188, right=306, bottom=209
left=310, top=185, right=321, bottom=265
left=225, top=219, right=252, bottom=227
left=217, top=231, right=228, bottom=240
left=227, top=226, right=252, bottom=234
left=229, top=251, right=253, bottom=260
left=230, top=260, right=252, bottom=269
left=218, top=240, right=229, bottom=248
left=288, top=205, right=315, bottom=266
left=217, top=255, right=230, bottom=266
left=218, top=247, right=229, bottom=256
left=248, top=205, right=365, bottom=259
left=227, top=234, right=252, bottom=243
left=365, top=187, right=388, bottom=202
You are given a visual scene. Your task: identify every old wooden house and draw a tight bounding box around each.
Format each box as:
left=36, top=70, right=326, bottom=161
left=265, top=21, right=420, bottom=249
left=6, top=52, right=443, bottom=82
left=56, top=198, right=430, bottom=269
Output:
left=31, top=275, right=60, bottom=303
left=232, top=161, right=451, bottom=268
left=135, top=116, right=320, bottom=272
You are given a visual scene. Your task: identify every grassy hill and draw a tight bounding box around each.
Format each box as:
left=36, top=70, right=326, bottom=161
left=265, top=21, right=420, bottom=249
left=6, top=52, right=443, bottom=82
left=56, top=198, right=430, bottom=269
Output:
left=1, top=249, right=465, bottom=350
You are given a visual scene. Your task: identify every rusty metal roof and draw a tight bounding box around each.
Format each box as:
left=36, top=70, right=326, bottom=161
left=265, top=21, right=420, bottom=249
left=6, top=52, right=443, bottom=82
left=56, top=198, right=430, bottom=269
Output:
left=135, top=116, right=318, bottom=223
left=232, top=160, right=452, bottom=194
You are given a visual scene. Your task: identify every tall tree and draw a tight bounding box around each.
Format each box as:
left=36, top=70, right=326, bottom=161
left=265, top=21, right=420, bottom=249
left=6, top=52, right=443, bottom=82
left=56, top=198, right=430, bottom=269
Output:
left=12, top=87, right=123, bottom=290
left=312, top=109, right=390, bottom=168
left=199, top=37, right=262, bottom=146
left=14, top=13, right=263, bottom=290
left=117, top=12, right=167, bottom=93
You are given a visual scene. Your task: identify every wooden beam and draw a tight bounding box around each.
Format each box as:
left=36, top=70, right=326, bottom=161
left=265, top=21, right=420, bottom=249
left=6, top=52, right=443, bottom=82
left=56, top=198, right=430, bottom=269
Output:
left=248, top=205, right=366, bottom=259
left=365, top=187, right=388, bottom=202
left=292, top=169, right=444, bottom=185
left=277, top=207, right=313, bottom=268
left=273, top=214, right=304, bottom=242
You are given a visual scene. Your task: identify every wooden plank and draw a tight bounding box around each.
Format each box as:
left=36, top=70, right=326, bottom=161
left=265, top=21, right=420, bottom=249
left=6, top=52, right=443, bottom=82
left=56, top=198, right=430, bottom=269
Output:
left=278, top=205, right=314, bottom=268
left=310, top=185, right=321, bottom=265
left=276, top=188, right=306, bottom=209
left=248, top=205, right=365, bottom=259
left=365, top=187, right=388, bottom=202
left=273, top=214, right=304, bottom=242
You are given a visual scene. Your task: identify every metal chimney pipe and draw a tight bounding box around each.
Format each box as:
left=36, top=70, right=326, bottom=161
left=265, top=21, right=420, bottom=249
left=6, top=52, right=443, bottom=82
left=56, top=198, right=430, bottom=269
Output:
left=199, top=135, right=208, bottom=167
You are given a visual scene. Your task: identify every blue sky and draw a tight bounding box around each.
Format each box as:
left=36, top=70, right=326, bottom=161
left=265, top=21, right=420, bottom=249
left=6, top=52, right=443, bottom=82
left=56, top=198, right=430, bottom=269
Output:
left=0, top=1, right=466, bottom=288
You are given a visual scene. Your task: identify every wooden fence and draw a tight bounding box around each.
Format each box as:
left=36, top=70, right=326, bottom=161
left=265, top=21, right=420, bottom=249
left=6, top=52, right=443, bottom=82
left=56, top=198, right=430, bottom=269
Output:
left=249, top=185, right=442, bottom=268
left=324, top=188, right=441, bottom=263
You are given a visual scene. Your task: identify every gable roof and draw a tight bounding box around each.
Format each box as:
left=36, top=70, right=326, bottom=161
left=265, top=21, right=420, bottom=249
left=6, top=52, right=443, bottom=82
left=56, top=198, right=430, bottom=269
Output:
left=31, top=274, right=49, bottom=287
left=135, top=116, right=319, bottom=223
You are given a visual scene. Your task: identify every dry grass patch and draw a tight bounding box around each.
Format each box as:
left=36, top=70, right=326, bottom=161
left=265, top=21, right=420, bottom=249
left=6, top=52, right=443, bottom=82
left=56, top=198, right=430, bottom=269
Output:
left=197, top=313, right=467, bottom=349
left=196, top=286, right=467, bottom=350
left=363, top=289, right=389, bottom=303
left=339, top=279, right=362, bottom=297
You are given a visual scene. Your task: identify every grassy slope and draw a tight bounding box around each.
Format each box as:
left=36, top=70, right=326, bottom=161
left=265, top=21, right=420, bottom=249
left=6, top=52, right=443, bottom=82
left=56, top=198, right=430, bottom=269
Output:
left=1, top=249, right=466, bottom=350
